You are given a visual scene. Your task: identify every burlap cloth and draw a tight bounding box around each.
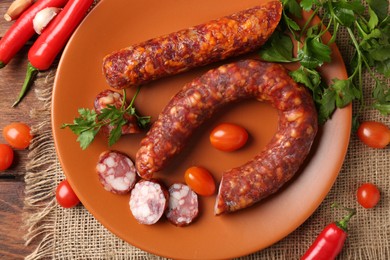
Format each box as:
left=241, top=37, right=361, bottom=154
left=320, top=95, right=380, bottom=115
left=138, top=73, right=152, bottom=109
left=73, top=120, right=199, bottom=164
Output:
left=23, top=2, right=389, bottom=259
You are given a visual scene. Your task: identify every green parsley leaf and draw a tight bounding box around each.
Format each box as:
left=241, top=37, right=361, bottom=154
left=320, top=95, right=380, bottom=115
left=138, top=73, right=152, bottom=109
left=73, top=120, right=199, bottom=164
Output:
left=300, top=0, right=314, bottom=11
left=376, top=59, right=390, bottom=77
left=262, top=0, right=389, bottom=122
left=77, top=127, right=100, bottom=150
left=368, top=8, right=379, bottom=30
left=332, top=1, right=356, bottom=27
left=331, top=78, right=361, bottom=108
left=298, top=36, right=332, bottom=69
left=259, top=31, right=295, bottom=62
left=62, top=87, right=151, bottom=149
left=318, top=88, right=336, bottom=124
left=72, top=109, right=97, bottom=130
left=372, top=80, right=390, bottom=115
left=367, top=0, right=389, bottom=22
left=108, top=119, right=126, bottom=146
left=98, top=105, right=123, bottom=123
left=61, top=108, right=101, bottom=150
left=283, top=13, right=301, bottom=31
left=290, top=68, right=313, bottom=89
left=137, top=115, right=152, bottom=129
left=290, top=66, right=321, bottom=92
left=282, top=0, right=302, bottom=18
left=372, top=102, right=390, bottom=115
left=371, top=45, right=390, bottom=62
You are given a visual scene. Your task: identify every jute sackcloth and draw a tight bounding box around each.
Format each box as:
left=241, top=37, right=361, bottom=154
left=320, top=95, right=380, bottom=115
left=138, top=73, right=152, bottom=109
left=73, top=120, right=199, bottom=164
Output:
left=23, top=1, right=389, bottom=259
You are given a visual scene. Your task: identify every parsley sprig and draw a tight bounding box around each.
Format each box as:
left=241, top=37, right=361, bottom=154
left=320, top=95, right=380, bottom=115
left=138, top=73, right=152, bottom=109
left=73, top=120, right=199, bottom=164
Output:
left=259, top=0, right=390, bottom=124
left=61, top=87, right=150, bottom=150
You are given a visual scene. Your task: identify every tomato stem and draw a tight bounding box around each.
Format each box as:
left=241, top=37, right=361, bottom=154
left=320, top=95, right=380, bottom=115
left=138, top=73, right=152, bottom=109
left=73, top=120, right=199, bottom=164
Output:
left=0, top=61, right=4, bottom=69
left=13, top=62, right=38, bottom=107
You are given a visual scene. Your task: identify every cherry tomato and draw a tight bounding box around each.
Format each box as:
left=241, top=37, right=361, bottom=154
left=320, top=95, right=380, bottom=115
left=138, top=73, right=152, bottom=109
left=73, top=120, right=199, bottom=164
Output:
left=357, top=183, right=380, bottom=209
left=210, top=123, right=248, bottom=152
left=3, top=122, right=33, bottom=149
left=357, top=121, right=390, bottom=149
left=56, top=179, right=80, bottom=208
left=0, top=144, right=14, bottom=171
left=184, top=166, right=216, bottom=196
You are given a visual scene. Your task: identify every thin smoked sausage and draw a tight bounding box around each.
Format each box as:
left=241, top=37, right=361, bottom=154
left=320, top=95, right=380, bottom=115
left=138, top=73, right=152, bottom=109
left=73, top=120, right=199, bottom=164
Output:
left=135, top=59, right=318, bottom=214
left=102, top=1, right=282, bottom=89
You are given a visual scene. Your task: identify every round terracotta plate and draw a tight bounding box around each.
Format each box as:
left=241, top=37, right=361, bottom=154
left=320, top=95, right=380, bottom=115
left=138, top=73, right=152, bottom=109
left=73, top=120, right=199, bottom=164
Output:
left=52, top=0, right=352, bottom=259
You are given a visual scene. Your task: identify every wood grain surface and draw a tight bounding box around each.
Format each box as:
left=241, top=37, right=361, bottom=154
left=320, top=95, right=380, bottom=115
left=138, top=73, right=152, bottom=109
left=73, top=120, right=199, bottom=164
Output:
left=0, top=0, right=38, bottom=258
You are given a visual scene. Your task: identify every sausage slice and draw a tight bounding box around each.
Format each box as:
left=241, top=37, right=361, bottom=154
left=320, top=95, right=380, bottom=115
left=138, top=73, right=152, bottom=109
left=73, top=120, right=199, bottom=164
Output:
left=96, top=150, right=137, bottom=194
left=129, top=179, right=169, bottom=224
left=166, top=183, right=199, bottom=226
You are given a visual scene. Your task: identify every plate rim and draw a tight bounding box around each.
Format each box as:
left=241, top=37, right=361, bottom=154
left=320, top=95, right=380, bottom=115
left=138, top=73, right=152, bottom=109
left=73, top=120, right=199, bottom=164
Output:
left=51, top=0, right=352, bottom=258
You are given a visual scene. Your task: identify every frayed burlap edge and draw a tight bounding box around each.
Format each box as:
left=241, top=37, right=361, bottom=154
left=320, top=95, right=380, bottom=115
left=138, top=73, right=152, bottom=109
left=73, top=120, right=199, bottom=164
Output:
left=22, top=2, right=101, bottom=259
left=23, top=70, right=58, bottom=260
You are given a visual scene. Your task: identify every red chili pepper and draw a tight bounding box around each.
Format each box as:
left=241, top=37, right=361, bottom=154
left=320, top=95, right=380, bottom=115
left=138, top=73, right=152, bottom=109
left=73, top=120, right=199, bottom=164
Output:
left=0, top=0, right=69, bottom=69
left=13, top=0, right=94, bottom=107
left=301, top=204, right=356, bottom=260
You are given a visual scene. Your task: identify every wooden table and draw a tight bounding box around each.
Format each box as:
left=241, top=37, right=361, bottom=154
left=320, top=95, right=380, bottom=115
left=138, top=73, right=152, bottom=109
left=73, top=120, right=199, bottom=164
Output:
left=0, top=0, right=40, bottom=258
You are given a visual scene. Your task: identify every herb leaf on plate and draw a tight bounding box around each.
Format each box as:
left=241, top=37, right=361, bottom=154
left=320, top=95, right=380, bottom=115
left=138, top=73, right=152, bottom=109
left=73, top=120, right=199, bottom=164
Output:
left=260, top=0, right=390, bottom=122
left=62, top=87, right=151, bottom=149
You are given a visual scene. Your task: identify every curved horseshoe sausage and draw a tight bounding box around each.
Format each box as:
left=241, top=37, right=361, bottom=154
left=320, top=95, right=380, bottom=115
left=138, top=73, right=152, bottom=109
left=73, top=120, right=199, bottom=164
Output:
left=102, top=1, right=282, bottom=89
left=135, top=59, right=318, bottom=214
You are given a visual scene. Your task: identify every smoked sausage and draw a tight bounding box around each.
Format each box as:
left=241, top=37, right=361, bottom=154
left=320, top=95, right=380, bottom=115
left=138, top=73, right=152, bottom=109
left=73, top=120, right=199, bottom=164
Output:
left=102, top=1, right=282, bottom=89
left=135, top=59, right=318, bottom=214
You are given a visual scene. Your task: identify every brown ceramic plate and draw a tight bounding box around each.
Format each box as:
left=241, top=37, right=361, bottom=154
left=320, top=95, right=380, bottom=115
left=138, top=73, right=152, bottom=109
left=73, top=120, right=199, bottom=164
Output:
left=52, top=0, right=352, bottom=259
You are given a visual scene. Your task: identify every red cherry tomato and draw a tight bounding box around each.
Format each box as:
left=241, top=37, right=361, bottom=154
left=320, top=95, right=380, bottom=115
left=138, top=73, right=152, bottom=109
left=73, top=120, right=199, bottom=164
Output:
left=56, top=179, right=80, bottom=208
left=210, top=123, right=248, bottom=152
left=3, top=122, right=33, bottom=149
left=184, top=166, right=216, bottom=196
left=357, top=121, right=390, bottom=149
left=0, top=144, right=14, bottom=171
left=357, top=183, right=380, bottom=209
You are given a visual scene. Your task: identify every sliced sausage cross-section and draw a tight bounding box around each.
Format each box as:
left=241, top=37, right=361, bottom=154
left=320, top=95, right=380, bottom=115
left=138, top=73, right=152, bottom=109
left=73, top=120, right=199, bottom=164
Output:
left=166, top=183, right=199, bottom=226
left=96, top=150, right=137, bottom=194
left=129, top=179, right=169, bottom=224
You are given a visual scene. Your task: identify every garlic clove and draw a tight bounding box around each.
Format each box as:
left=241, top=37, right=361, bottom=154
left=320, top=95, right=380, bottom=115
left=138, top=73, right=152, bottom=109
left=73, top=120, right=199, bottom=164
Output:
left=33, top=7, right=61, bottom=35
